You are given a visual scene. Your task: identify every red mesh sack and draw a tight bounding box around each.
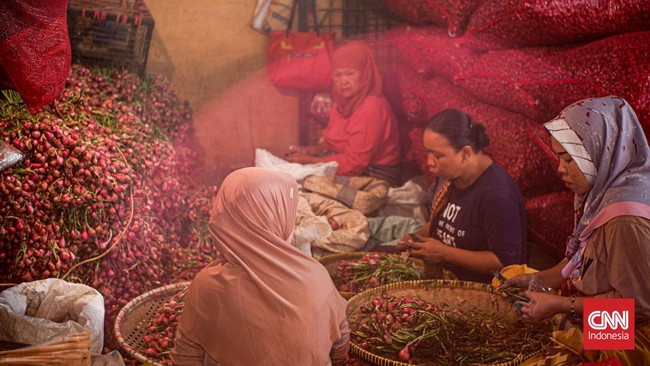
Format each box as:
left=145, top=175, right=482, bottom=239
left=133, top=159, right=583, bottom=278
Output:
left=383, top=67, right=479, bottom=127
left=386, top=69, right=482, bottom=172
left=0, top=66, right=12, bottom=90
left=453, top=31, right=650, bottom=128
left=458, top=0, right=650, bottom=50
left=523, top=122, right=564, bottom=197
left=382, top=68, right=426, bottom=164
left=383, top=67, right=430, bottom=127
left=412, top=75, right=480, bottom=128
left=384, top=27, right=435, bottom=78
left=385, top=26, right=479, bottom=79
left=525, top=191, right=574, bottom=259
left=582, top=357, right=623, bottom=366
left=459, top=102, right=563, bottom=196
left=406, top=127, right=436, bottom=184
left=391, top=70, right=481, bottom=124
left=383, top=0, right=482, bottom=37
left=400, top=74, right=479, bottom=184
left=526, top=121, right=558, bottom=165
left=0, top=0, right=71, bottom=113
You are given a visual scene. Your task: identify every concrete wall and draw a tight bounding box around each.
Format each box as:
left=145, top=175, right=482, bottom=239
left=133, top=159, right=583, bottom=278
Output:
left=144, top=0, right=300, bottom=183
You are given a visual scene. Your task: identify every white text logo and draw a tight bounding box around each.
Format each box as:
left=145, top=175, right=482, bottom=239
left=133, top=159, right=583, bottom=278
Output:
left=587, top=310, right=629, bottom=330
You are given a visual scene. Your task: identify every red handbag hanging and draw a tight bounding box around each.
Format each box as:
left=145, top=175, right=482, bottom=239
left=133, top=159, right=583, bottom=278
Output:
left=267, top=0, right=335, bottom=90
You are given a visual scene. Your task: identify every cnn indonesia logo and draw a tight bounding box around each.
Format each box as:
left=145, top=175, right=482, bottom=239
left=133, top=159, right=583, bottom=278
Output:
left=583, top=298, right=635, bottom=350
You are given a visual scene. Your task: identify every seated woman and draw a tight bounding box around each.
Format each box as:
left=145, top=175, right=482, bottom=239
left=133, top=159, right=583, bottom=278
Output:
left=171, top=167, right=350, bottom=366
left=395, top=109, right=527, bottom=283
left=500, top=96, right=650, bottom=363
left=285, top=40, right=402, bottom=186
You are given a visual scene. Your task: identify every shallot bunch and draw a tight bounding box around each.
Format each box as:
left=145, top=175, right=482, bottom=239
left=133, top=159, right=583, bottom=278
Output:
left=0, top=65, right=218, bottom=353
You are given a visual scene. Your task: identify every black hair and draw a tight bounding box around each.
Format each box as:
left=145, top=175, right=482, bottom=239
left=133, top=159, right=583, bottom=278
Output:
left=425, top=108, right=490, bottom=152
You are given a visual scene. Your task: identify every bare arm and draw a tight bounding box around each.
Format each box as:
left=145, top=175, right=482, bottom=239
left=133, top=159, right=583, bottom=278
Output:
left=286, top=144, right=327, bottom=156
left=408, top=236, right=504, bottom=274
left=534, top=259, right=568, bottom=288
left=285, top=143, right=330, bottom=164
left=395, top=222, right=431, bottom=252
left=285, top=152, right=326, bottom=164
left=519, top=291, right=582, bottom=321
left=500, top=258, right=568, bottom=290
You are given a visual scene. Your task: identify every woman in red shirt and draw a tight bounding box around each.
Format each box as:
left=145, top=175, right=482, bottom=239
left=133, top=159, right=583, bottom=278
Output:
left=286, top=41, right=402, bottom=186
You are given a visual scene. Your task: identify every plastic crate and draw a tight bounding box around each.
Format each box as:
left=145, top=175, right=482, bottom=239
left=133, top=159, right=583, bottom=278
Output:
left=67, top=0, right=155, bottom=75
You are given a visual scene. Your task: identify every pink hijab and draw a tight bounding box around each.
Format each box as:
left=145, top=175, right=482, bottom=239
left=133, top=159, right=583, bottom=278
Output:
left=173, top=167, right=349, bottom=365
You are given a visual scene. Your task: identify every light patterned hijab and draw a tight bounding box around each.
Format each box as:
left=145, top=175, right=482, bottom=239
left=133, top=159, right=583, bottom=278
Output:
left=175, top=167, right=349, bottom=365
left=544, top=96, right=650, bottom=278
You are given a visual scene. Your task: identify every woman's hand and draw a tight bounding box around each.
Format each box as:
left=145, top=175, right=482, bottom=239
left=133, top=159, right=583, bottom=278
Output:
left=518, top=291, right=567, bottom=321
left=398, top=236, right=449, bottom=265
left=286, top=144, right=327, bottom=157
left=285, top=152, right=321, bottom=164
left=498, top=273, right=536, bottom=290
left=395, top=234, right=418, bottom=253
left=286, top=145, right=307, bottom=156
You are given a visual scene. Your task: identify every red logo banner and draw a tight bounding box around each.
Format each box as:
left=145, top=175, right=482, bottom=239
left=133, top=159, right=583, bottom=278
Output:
left=583, top=298, right=635, bottom=350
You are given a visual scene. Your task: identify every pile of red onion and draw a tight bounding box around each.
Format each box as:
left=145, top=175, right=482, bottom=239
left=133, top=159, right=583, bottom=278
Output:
left=0, top=65, right=218, bottom=352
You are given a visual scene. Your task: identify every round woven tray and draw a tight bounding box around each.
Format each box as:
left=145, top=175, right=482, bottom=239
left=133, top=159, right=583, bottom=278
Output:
left=318, top=252, right=456, bottom=300
left=318, top=252, right=428, bottom=299
left=0, top=341, right=28, bottom=352
left=346, top=279, right=546, bottom=366
left=113, top=282, right=190, bottom=364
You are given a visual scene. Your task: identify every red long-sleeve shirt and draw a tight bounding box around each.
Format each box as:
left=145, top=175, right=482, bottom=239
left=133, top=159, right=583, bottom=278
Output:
left=322, top=95, right=401, bottom=176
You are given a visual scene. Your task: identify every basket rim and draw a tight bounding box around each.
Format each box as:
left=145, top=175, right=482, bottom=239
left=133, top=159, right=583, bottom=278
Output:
left=113, top=281, right=190, bottom=364
left=317, top=251, right=401, bottom=262
left=346, top=279, right=495, bottom=302
left=346, top=279, right=543, bottom=366
left=318, top=252, right=426, bottom=299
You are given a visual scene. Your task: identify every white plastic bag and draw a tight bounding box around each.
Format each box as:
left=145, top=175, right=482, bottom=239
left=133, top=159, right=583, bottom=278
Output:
left=294, top=195, right=332, bottom=257
left=0, top=139, right=23, bottom=172
left=251, top=0, right=330, bottom=34
left=251, top=0, right=293, bottom=34
left=0, top=278, right=105, bottom=353
left=255, top=148, right=338, bottom=182
left=377, top=179, right=429, bottom=223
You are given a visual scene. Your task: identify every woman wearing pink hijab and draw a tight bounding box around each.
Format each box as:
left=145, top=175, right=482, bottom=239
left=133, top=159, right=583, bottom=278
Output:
left=286, top=40, right=402, bottom=186
left=171, top=167, right=350, bottom=365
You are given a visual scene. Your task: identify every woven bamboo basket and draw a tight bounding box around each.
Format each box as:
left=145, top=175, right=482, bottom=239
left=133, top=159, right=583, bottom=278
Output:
left=0, top=331, right=91, bottom=366
left=318, top=252, right=451, bottom=299
left=346, top=279, right=548, bottom=366
left=0, top=341, right=27, bottom=353
left=114, top=282, right=190, bottom=364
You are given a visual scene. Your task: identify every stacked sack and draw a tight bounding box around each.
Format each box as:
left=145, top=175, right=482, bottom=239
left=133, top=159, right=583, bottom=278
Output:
left=381, top=0, right=650, bottom=258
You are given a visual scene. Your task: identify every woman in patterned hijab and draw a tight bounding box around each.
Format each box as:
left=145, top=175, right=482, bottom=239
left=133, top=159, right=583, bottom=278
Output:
left=171, top=167, right=350, bottom=365
left=501, top=96, right=650, bottom=331
left=548, top=96, right=650, bottom=280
